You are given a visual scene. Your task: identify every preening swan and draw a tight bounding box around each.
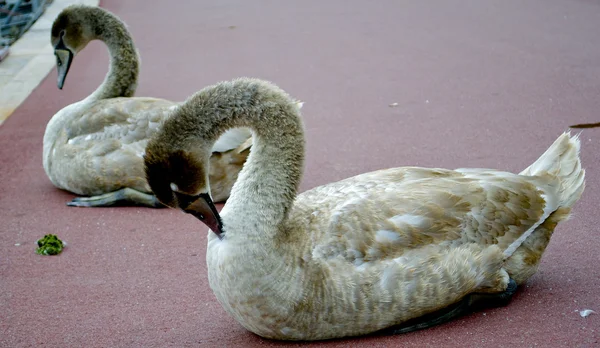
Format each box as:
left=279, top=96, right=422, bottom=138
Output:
left=144, top=78, right=585, bottom=340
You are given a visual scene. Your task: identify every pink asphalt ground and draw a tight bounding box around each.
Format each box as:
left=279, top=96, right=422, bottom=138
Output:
left=1, top=0, right=599, bottom=346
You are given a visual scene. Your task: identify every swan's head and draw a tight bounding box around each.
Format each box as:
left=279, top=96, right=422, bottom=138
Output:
left=144, top=147, right=224, bottom=239
left=51, top=6, right=96, bottom=89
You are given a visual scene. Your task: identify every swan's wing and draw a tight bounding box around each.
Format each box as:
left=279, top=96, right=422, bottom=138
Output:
left=291, top=167, right=554, bottom=264
left=49, top=97, right=175, bottom=193
left=64, top=97, right=175, bottom=146
left=212, top=128, right=252, bottom=153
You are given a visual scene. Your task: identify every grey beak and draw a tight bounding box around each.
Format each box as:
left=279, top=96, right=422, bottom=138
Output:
left=54, top=36, right=73, bottom=89
left=55, top=49, right=73, bottom=90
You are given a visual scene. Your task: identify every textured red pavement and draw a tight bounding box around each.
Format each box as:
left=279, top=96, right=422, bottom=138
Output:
left=2, top=0, right=600, bottom=347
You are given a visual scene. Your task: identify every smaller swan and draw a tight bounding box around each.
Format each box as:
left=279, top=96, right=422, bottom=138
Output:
left=43, top=5, right=259, bottom=207
left=144, top=78, right=585, bottom=340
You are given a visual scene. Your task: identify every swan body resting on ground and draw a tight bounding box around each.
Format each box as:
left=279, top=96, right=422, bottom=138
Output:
left=43, top=5, right=255, bottom=207
left=144, top=78, right=585, bottom=340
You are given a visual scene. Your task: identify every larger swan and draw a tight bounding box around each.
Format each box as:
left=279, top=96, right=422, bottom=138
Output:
left=144, top=78, right=585, bottom=340
left=43, top=5, right=254, bottom=207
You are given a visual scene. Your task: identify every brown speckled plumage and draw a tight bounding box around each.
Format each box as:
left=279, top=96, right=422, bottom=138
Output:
left=145, top=78, right=585, bottom=340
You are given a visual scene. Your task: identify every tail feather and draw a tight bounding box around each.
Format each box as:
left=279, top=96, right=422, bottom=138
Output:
left=503, top=132, right=585, bottom=258
left=520, top=132, right=585, bottom=209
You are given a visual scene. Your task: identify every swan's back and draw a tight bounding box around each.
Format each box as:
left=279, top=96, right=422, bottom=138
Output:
left=44, top=97, right=174, bottom=195
left=288, top=167, right=550, bottom=263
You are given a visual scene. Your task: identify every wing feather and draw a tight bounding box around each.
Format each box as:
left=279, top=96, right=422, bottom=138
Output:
left=291, top=167, right=550, bottom=264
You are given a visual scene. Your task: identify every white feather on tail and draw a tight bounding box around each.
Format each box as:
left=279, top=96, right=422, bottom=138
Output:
left=503, top=132, right=585, bottom=258
left=520, top=132, right=585, bottom=208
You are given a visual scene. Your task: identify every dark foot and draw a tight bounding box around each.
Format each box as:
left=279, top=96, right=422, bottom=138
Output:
left=467, top=277, right=518, bottom=311
left=381, top=278, right=518, bottom=335
left=67, top=188, right=165, bottom=208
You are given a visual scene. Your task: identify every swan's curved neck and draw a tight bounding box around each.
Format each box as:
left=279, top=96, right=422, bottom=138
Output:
left=85, top=11, right=139, bottom=101
left=175, top=79, right=305, bottom=241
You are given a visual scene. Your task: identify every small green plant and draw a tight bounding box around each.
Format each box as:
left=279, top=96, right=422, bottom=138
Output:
left=35, top=234, right=64, bottom=255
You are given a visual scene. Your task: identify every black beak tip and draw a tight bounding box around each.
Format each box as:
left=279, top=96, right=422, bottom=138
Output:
left=182, top=193, right=224, bottom=239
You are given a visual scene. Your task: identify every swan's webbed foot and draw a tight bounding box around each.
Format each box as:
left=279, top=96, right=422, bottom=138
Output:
left=466, top=277, right=518, bottom=311
left=67, top=188, right=165, bottom=208
left=382, top=278, right=518, bottom=335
